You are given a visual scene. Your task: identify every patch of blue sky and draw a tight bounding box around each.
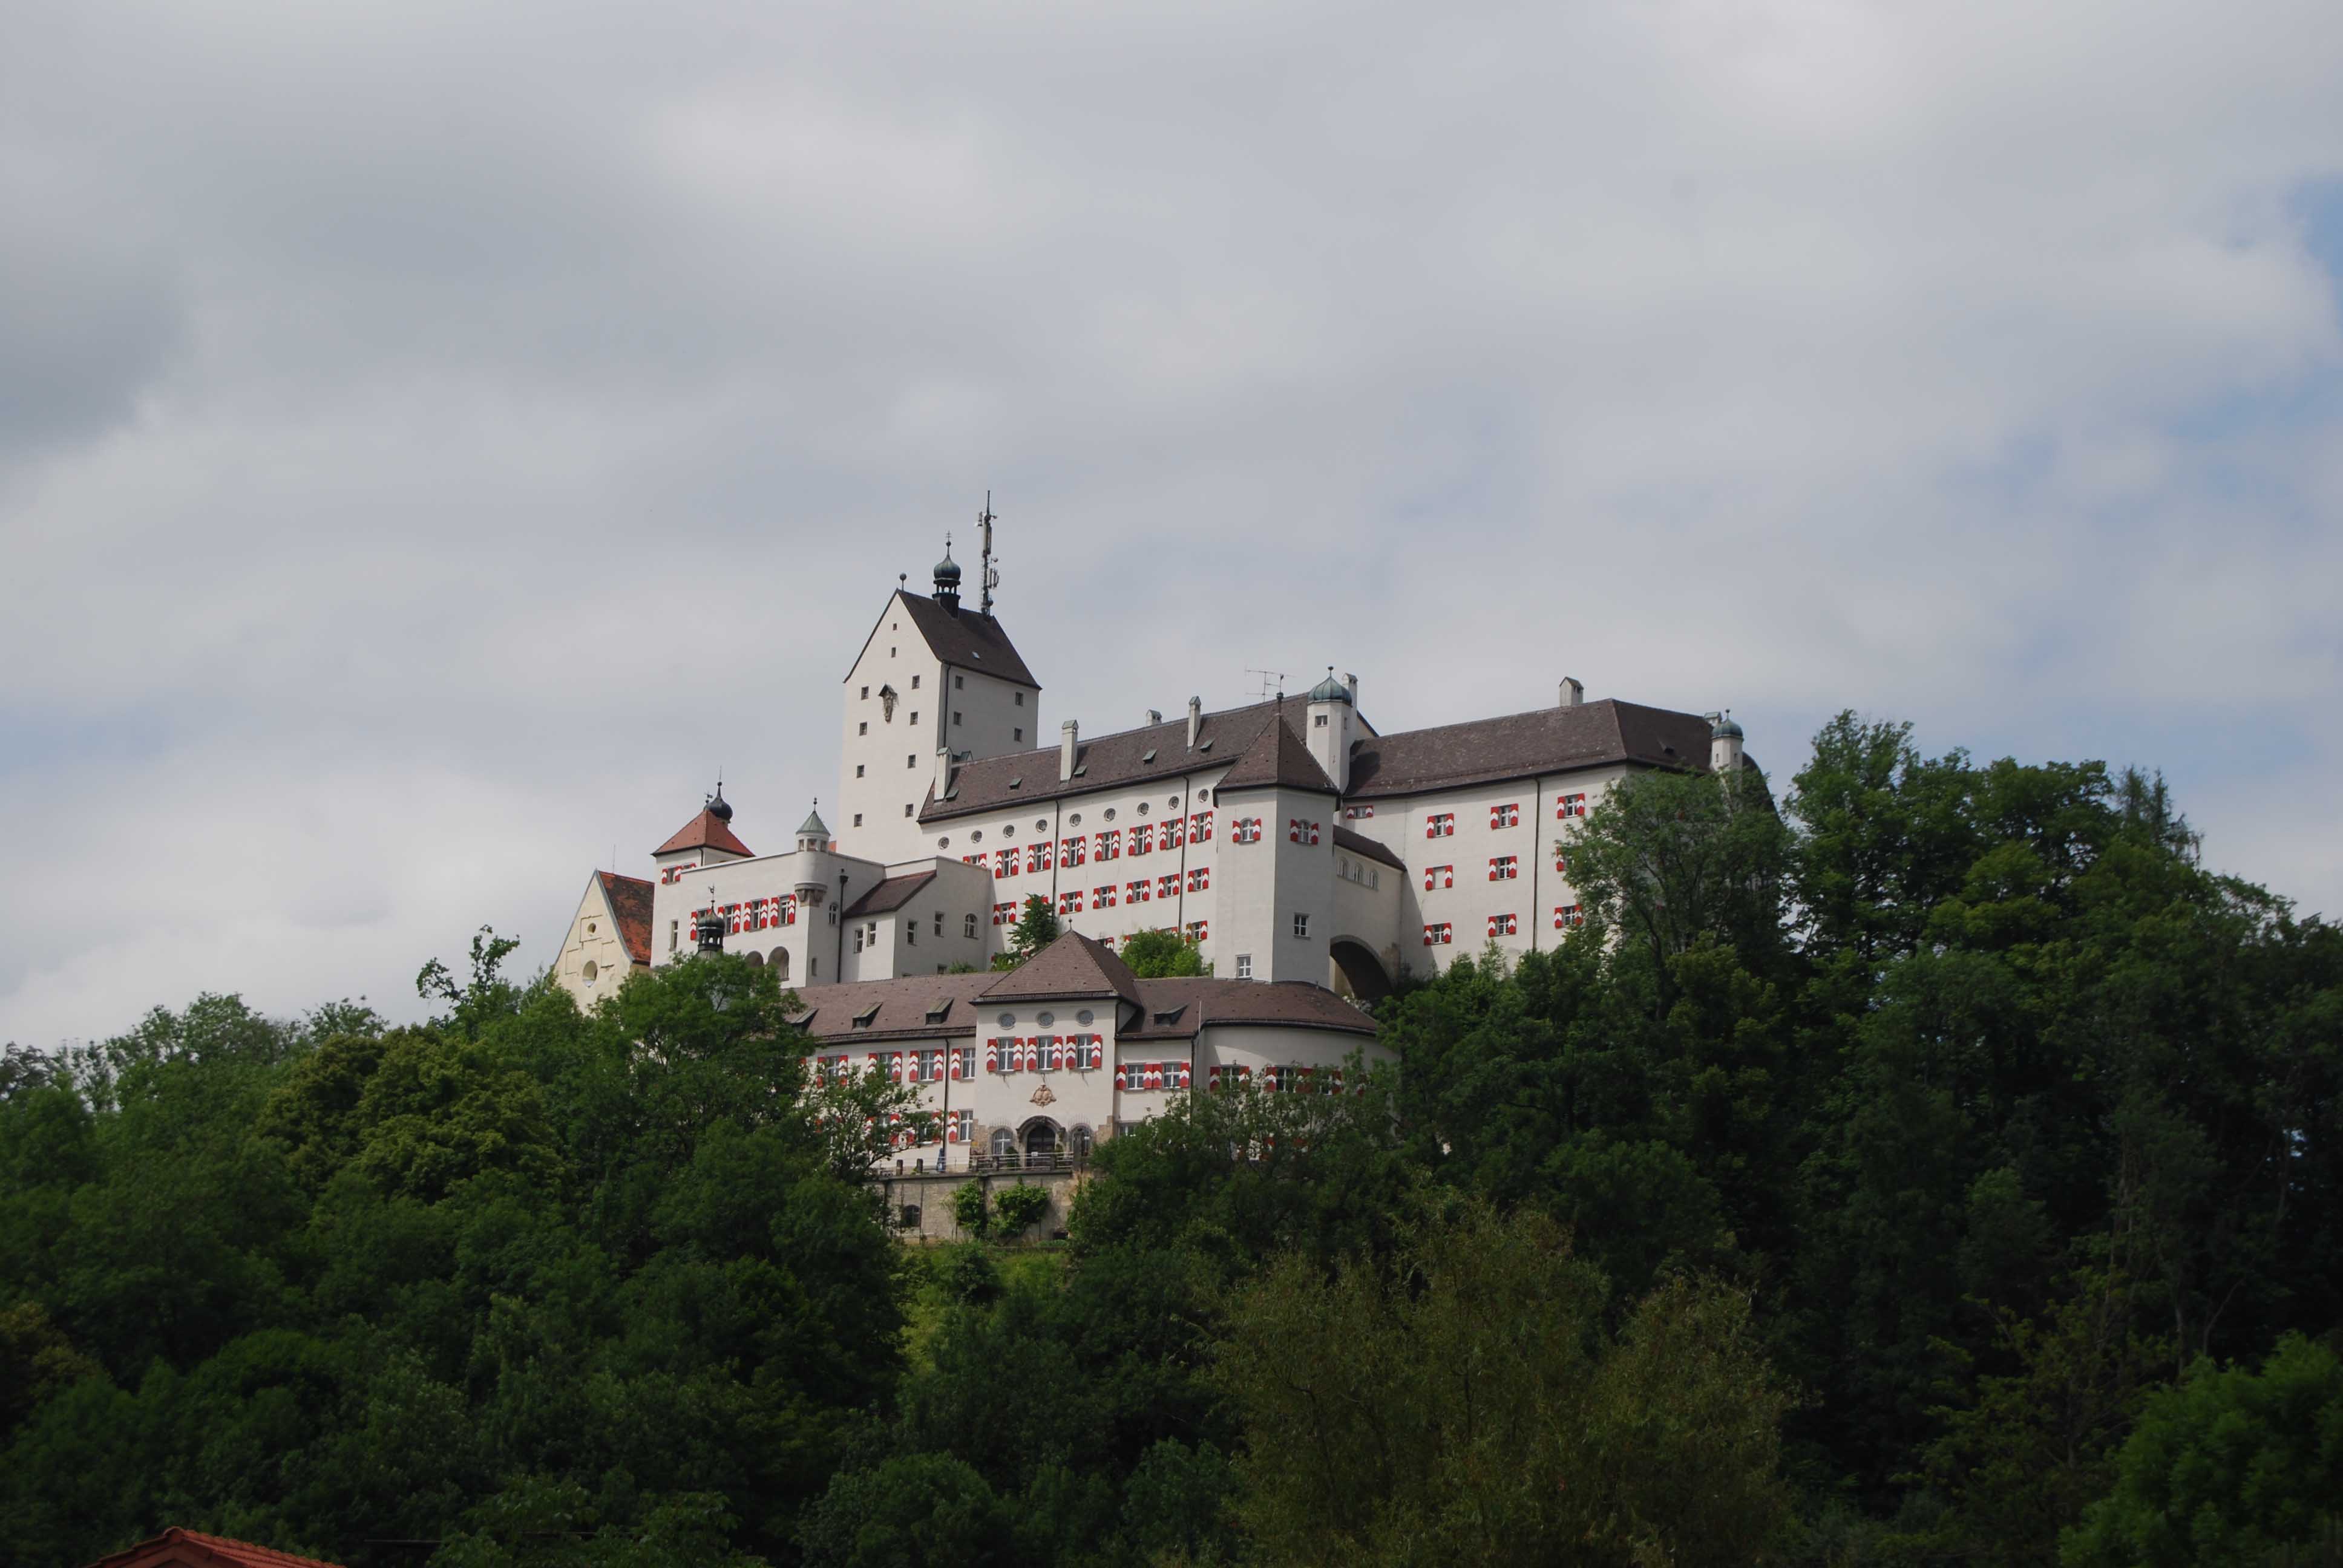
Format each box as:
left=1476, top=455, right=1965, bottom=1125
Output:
left=0, top=710, right=180, bottom=777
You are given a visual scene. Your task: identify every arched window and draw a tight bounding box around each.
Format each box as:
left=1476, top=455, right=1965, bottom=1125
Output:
left=741, top=950, right=764, bottom=967
left=1069, top=1124, right=1095, bottom=1158
left=771, top=947, right=790, bottom=981
left=989, top=1127, right=1017, bottom=1161
left=1023, top=1120, right=1059, bottom=1158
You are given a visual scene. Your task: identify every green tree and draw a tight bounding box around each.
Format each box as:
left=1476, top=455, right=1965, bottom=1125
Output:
left=416, top=927, right=526, bottom=1041
left=951, top=1180, right=991, bottom=1240
left=992, top=1183, right=1050, bottom=1237
left=1117, top=927, right=1207, bottom=978
left=992, top=895, right=1062, bottom=970
left=2065, top=1334, right=2343, bottom=1568
left=1216, top=1203, right=1794, bottom=1566
left=798, top=1452, right=1014, bottom=1567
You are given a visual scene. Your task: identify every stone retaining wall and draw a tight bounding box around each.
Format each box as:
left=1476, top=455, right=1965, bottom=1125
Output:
left=876, top=1166, right=1089, bottom=1242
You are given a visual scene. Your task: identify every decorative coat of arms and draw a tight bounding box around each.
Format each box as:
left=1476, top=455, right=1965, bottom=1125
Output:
left=1030, top=1083, right=1056, bottom=1106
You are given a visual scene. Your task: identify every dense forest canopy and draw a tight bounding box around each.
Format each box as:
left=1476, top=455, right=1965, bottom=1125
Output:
left=3, top=712, right=2338, bottom=1567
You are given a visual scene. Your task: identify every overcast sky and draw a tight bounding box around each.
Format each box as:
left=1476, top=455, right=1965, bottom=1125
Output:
left=4, top=0, right=2340, bottom=1045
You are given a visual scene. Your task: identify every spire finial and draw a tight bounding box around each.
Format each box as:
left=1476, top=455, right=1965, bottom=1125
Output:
left=977, top=491, right=998, bottom=616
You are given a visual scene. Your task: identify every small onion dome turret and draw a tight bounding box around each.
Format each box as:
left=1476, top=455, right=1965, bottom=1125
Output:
left=693, top=904, right=727, bottom=952
left=932, top=549, right=962, bottom=586
left=1711, top=714, right=1744, bottom=740
left=706, top=783, right=734, bottom=823
left=1306, top=669, right=1352, bottom=705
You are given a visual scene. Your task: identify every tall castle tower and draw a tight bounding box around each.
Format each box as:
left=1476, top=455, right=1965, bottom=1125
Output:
left=834, top=535, right=1041, bottom=864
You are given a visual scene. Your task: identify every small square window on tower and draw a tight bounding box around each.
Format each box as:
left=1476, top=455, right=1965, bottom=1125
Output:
left=1236, top=953, right=1253, bottom=979
left=1292, top=912, right=1310, bottom=938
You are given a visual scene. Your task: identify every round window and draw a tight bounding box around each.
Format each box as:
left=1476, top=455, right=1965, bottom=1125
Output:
left=1104, top=807, right=1116, bottom=822
left=581, top=959, right=599, bottom=984
left=1198, top=789, right=1211, bottom=804
left=937, top=837, right=949, bottom=848
left=997, top=1012, right=1016, bottom=1028
left=1168, top=795, right=1180, bottom=808
left=1137, top=802, right=1149, bottom=816
left=1069, top=812, right=1082, bottom=826
left=1004, top=823, right=1015, bottom=838
left=1035, top=818, right=1047, bottom=831
left=586, top=921, right=597, bottom=935
left=1037, top=1011, right=1055, bottom=1027
left=972, top=829, right=983, bottom=842
left=1076, top=1009, right=1095, bottom=1026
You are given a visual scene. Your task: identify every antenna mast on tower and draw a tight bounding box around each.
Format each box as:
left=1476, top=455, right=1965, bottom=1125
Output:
left=977, top=491, right=999, bottom=617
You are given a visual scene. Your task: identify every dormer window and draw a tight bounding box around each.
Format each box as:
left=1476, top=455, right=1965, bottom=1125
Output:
left=852, top=1002, right=882, bottom=1028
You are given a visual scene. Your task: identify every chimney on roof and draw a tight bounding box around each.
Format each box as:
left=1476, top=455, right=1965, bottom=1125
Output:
left=1344, top=671, right=1358, bottom=707
left=934, top=746, right=954, bottom=801
left=1186, top=696, right=1202, bottom=748
left=1060, top=719, right=1079, bottom=782
left=1147, top=708, right=1162, bottom=725
left=1559, top=676, right=1584, bottom=708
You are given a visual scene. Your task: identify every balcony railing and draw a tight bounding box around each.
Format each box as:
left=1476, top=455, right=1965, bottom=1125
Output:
left=960, top=1149, right=1090, bottom=1175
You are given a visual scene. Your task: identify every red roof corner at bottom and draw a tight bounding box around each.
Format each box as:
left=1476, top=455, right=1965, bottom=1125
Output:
left=83, top=1527, right=348, bottom=1568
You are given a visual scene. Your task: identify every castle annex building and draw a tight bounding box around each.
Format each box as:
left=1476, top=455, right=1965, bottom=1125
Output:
left=551, top=533, right=1754, bottom=1169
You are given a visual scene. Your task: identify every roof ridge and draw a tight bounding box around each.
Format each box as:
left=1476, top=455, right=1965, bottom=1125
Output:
left=1216, top=707, right=1337, bottom=793
left=655, top=806, right=755, bottom=858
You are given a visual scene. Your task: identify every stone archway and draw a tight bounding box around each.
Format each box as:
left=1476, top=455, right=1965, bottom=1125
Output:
left=1329, top=937, right=1394, bottom=1002
left=1020, top=1117, right=1062, bottom=1158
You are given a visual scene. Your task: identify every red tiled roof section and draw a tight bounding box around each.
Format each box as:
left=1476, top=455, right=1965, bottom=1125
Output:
left=844, top=871, right=936, bottom=918
left=1215, top=710, right=1339, bottom=794
left=1345, top=698, right=1713, bottom=799
left=655, top=807, right=753, bottom=858
left=598, top=872, right=655, bottom=965
left=980, top=931, right=1144, bottom=1008
left=84, top=1527, right=347, bottom=1568
left=1332, top=825, right=1404, bottom=870
left=894, top=592, right=1041, bottom=688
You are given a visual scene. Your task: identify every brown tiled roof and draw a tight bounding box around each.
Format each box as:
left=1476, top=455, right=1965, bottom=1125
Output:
left=843, top=871, right=936, bottom=918
left=1216, top=710, right=1339, bottom=794
left=655, top=807, right=754, bottom=858
left=789, top=973, right=1000, bottom=1043
left=922, top=697, right=1303, bottom=823
left=979, top=931, right=1144, bottom=1007
left=1332, top=825, right=1404, bottom=870
left=1346, top=699, right=1713, bottom=799
left=882, top=591, right=1041, bottom=689
left=86, top=1528, right=347, bottom=1568
left=598, top=872, right=655, bottom=965
left=1118, top=977, right=1378, bottom=1041
left=786, top=964, right=1375, bottom=1046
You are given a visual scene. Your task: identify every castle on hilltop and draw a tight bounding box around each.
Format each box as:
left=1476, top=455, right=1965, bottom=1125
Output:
left=548, top=524, right=1752, bottom=1174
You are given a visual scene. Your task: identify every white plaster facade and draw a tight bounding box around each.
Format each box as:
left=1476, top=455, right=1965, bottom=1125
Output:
left=795, top=937, right=1384, bottom=1174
